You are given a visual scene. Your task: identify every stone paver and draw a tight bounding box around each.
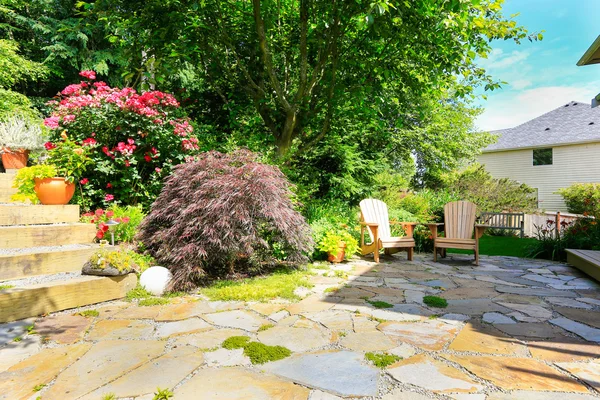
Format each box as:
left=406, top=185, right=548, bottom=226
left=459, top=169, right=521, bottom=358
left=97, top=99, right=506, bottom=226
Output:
left=204, top=347, right=251, bottom=366
left=0, top=335, right=41, bottom=372
left=203, top=310, right=269, bottom=332
left=550, top=317, right=600, bottom=342
left=0, top=343, right=91, bottom=400
left=86, top=319, right=154, bottom=340
left=444, top=354, right=588, bottom=392
left=528, top=335, right=600, bottom=362
left=44, top=340, right=165, bottom=399
left=487, top=391, right=598, bottom=400
left=263, top=350, right=379, bottom=397
left=379, top=320, right=458, bottom=350
left=258, top=325, right=331, bottom=352
left=555, top=307, right=600, bottom=328
left=7, top=253, right=600, bottom=399
left=340, top=330, right=396, bottom=352
left=449, top=322, right=527, bottom=356
left=175, top=328, right=247, bottom=349
left=33, top=314, right=92, bottom=344
left=556, top=360, right=600, bottom=391
left=387, top=354, right=483, bottom=393
left=174, top=367, right=310, bottom=399
left=155, top=317, right=212, bottom=338
left=81, top=345, right=203, bottom=399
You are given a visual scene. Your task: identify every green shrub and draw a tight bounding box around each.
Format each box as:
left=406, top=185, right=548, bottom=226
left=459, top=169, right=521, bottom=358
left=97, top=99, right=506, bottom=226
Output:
left=423, top=295, right=448, bottom=308
left=365, top=352, right=402, bottom=368
left=441, top=164, right=537, bottom=212
left=317, top=230, right=359, bottom=259
left=557, top=183, right=600, bottom=216
left=11, top=164, right=56, bottom=203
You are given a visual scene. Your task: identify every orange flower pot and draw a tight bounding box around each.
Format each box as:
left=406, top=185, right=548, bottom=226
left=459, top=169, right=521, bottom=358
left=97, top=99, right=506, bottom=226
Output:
left=34, top=177, right=75, bottom=205
left=2, top=148, right=30, bottom=170
left=327, top=242, right=347, bottom=263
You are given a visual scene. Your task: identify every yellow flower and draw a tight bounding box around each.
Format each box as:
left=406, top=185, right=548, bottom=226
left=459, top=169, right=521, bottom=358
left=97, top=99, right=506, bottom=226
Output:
left=61, top=131, right=68, bottom=140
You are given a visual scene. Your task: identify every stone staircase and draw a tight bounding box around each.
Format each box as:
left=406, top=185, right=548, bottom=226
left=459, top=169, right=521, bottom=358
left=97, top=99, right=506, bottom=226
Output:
left=0, top=173, right=137, bottom=323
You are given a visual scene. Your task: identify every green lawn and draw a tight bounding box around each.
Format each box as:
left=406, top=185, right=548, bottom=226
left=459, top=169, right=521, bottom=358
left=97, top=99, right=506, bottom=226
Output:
left=447, top=235, right=538, bottom=258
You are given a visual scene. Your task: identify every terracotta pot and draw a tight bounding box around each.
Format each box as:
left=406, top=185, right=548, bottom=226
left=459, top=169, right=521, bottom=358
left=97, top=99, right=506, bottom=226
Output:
left=2, top=148, right=29, bottom=170
left=327, top=242, right=347, bottom=263
left=34, top=177, right=75, bottom=205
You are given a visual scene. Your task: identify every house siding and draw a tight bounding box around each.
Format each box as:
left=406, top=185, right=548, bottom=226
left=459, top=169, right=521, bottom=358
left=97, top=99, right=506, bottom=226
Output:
left=478, top=142, right=600, bottom=212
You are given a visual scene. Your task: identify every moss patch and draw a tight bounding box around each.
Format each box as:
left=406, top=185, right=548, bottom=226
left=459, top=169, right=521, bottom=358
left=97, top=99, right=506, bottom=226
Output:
left=365, top=352, right=402, bottom=368
left=367, top=300, right=393, bottom=309
left=126, top=284, right=154, bottom=301
left=0, top=284, right=14, bottom=290
left=222, top=335, right=291, bottom=364
left=258, top=323, right=274, bottom=332
left=243, top=342, right=291, bottom=364
left=200, top=268, right=313, bottom=302
left=222, top=335, right=251, bottom=349
left=139, top=297, right=170, bottom=307
left=76, top=309, right=99, bottom=318
left=423, top=295, right=448, bottom=308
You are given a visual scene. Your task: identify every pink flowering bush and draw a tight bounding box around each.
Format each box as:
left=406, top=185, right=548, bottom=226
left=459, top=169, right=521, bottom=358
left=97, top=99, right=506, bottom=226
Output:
left=44, top=71, right=200, bottom=209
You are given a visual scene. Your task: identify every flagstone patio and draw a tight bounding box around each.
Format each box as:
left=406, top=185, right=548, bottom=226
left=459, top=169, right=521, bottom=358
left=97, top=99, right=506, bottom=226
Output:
left=2, top=253, right=600, bottom=399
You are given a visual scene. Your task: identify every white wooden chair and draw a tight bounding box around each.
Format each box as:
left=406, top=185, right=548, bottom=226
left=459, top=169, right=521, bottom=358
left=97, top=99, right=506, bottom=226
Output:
left=359, top=199, right=417, bottom=262
left=426, top=200, right=488, bottom=265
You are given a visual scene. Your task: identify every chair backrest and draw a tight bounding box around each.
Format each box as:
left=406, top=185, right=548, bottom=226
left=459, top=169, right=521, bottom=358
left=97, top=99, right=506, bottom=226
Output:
left=444, top=201, right=477, bottom=239
left=359, top=199, right=391, bottom=240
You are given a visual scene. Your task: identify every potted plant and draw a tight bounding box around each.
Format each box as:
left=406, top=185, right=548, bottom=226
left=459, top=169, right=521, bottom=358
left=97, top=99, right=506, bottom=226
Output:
left=318, top=230, right=359, bottom=263
left=12, top=164, right=57, bottom=203
left=0, top=117, right=45, bottom=170
left=34, top=136, right=92, bottom=204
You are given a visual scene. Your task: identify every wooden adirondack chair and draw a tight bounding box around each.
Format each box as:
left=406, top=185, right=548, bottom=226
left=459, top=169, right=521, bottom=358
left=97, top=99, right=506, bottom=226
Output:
left=359, top=199, right=417, bottom=263
left=426, top=200, right=488, bottom=265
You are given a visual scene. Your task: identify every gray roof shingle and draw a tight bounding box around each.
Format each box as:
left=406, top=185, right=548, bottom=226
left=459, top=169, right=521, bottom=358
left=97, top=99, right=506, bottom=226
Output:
left=483, top=101, right=600, bottom=152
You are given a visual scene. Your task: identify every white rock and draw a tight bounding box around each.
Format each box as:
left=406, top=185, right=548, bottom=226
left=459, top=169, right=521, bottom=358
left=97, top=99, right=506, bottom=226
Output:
left=139, top=266, right=172, bottom=295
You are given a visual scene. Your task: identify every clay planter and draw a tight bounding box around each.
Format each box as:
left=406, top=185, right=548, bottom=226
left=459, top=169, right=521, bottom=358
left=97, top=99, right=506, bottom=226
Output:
left=327, top=242, right=347, bottom=263
left=34, top=177, right=75, bottom=205
left=2, top=148, right=29, bottom=170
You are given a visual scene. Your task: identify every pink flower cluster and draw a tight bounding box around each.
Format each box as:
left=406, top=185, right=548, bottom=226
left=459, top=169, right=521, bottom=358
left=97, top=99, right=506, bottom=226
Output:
left=45, top=71, right=181, bottom=127
left=170, top=119, right=193, bottom=137
left=116, top=138, right=137, bottom=156
left=182, top=137, right=199, bottom=151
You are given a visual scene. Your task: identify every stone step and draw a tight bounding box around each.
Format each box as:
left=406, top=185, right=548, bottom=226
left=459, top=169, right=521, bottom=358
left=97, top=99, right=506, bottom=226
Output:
left=0, top=244, right=107, bottom=281
left=0, top=223, right=96, bottom=249
left=0, top=204, right=81, bottom=226
left=0, top=172, right=17, bottom=203
left=0, top=273, right=137, bottom=323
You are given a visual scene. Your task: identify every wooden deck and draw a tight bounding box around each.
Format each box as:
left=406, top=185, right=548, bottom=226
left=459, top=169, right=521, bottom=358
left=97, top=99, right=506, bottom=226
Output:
left=566, top=249, right=600, bottom=283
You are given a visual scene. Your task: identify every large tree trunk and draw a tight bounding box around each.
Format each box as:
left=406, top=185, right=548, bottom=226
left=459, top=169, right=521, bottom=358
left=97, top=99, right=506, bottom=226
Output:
left=276, top=110, right=298, bottom=157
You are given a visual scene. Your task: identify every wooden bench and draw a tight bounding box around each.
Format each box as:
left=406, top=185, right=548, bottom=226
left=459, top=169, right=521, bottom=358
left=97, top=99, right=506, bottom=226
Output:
left=479, top=212, right=525, bottom=238
left=566, top=249, right=600, bottom=283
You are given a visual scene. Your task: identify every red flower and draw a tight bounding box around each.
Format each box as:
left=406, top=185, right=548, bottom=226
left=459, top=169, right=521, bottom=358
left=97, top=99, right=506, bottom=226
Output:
left=96, top=231, right=104, bottom=239
left=155, top=167, right=162, bottom=173
left=99, top=222, right=110, bottom=232
left=82, top=137, right=97, bottom=146
left=44, top=141, right=56, bottom=150
left=106, top=210, right=114, bottom=218
left=122, top=216, right=130, bottom=223
left=79, top=70, right=96, bottom=80
left=79, top=178, right=89, bottom=185
left=124, top=160, right=130, bottom=167
left=106, top=183, right=113, bottom=189
left=95, top=209, right=104, bottom=217
left=144, top=155, right=152, bottom=162
left=105, top=194, right=115, bottom=201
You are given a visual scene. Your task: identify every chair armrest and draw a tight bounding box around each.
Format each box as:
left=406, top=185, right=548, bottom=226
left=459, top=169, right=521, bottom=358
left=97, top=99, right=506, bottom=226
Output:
left=397, top=222, right=418, bottom=238
left=425, top=223, right=443, bottom=239
left=390, top=221, right=418, bottom=226
left=475, top=224, right=489, bottom=239
left=360, top=222, right=379, bottom=227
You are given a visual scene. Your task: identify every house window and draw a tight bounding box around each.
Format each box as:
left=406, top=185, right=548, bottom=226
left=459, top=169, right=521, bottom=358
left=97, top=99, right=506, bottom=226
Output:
left=533, top=148, right=552, bottom=166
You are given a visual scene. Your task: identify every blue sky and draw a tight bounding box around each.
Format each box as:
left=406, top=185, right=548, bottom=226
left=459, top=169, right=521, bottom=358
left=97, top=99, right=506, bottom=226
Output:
left=475, top=0, right=600, bottom=131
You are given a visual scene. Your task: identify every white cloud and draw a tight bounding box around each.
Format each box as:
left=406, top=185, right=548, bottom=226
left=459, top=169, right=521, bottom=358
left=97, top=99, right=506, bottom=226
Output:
left=476, top=84, right=599, bottom=131
left=479, top=49, right=531, bottom=70
left=510, top=79, right=533, bottom=90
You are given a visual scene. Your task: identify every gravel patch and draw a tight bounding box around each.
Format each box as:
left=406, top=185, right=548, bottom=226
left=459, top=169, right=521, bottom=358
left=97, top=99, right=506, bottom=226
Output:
left=3, top=271, right=81, bottom=288
left=0, top=243, right=92, bottom=256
